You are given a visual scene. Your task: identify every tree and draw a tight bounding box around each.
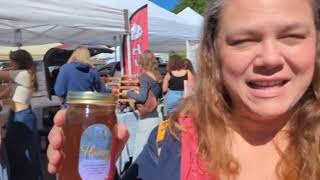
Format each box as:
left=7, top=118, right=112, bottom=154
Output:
left=172, top=0, right=207, bottom=14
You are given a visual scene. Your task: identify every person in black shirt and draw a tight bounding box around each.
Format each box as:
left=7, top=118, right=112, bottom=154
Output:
left=162, top=55, right=193, bottom=114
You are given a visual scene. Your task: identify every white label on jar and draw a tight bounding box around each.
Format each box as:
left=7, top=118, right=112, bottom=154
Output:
left=78, top=124, right=112, bottom=180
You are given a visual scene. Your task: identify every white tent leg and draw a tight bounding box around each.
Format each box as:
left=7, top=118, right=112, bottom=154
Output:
left=186, top=40, right=190, bottom=59
left=126, top=35, right=132, bottom=76
left=119, top=36, right=124, bottom=76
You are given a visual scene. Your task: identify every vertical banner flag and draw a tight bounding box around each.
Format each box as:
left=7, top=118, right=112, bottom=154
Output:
left=123, top=4, right=148, bottom=75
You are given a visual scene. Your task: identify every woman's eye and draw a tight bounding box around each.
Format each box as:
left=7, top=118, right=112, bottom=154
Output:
left=228, top=39, right=257, bottom=46
left=281, top=34, right=306, bottom=45
left=285, top=34, right=305, bottom=39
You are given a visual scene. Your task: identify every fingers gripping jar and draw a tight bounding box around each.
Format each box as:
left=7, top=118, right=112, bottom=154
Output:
left=59, top=91, right=117, bottom=180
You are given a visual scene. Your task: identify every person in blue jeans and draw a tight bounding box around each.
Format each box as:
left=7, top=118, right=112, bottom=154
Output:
left=0, top=49, right=43, bottom=180
left=123, top=50, right=163, bottom=160
left=54, top=46, right=109, bottom=106
left=0, top=141, right=9, bottom=180
left=162, top=55, right=193, bottom=114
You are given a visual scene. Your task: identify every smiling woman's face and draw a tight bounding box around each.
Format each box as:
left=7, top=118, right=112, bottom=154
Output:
left=216, top=0, right=316, bottom=119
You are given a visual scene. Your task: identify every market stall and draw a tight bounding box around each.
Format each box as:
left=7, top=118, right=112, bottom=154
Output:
left=0, top=2, right=129, bottom=178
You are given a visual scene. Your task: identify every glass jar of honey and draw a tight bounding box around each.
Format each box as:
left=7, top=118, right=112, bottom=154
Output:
left=58, top=91, right=117, bottom=180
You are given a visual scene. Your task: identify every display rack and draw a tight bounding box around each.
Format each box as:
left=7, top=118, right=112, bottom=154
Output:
left=104, top=76, right=139, bottom=113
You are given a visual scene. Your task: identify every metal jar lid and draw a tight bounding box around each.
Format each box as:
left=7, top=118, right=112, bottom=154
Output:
left=67, top=91, right=116, bottom=106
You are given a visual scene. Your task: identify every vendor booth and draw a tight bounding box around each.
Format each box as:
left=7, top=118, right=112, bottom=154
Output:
left=0, top=0, right=204, bottom=178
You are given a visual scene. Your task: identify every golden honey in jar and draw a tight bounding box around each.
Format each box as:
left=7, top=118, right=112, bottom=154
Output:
left=58, top=91, right=117, bottom=180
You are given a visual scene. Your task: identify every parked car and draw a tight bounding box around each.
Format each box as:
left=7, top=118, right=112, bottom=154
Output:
left=97, top=61, right=121, bottom=77
left=96, top=61, right=167, bottom=77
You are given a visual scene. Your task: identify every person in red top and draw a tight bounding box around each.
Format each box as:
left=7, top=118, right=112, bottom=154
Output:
left=47, top=0, right=320, bottom=179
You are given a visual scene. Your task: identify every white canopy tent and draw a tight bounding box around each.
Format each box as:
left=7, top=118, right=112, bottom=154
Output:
left=91, top=0, right=203, bottom=53
left=0, top=0, right=129, bottom=47
left=0, top=0, right=204, bottom=71
left=146, top=2, right=202, bottom=52
left=0, top=0, right=129, bottom=75
left=177, top=7, right=204, bottom=69
left=177, top=7, right=204, bottom=26
left=0, top=0, right=202, bottom=53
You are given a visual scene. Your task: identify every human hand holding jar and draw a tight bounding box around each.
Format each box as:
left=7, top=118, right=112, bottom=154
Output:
left=47, top=92, right=129, bottom=180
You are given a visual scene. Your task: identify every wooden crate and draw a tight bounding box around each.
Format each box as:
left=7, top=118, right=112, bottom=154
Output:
left=104, top=76, right=140, bottom=110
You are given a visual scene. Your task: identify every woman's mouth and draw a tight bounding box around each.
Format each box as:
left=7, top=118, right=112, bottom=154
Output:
left=247, top=80, right=289, bottom=89
left=246, top=79, right=289, bottom=98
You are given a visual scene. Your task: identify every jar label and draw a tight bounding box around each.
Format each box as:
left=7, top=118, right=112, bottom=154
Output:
left=78, top=124, right=112, bottom=180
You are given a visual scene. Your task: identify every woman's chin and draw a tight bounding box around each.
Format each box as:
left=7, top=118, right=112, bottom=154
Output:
left=248, top=106, right=291, bottom=121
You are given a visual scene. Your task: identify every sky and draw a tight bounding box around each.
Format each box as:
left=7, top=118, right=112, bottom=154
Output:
left=151, top=0, right=180, bottom=11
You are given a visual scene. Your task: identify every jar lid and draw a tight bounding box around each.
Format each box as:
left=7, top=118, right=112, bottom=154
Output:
left=67, top=91, right=116, bottom=106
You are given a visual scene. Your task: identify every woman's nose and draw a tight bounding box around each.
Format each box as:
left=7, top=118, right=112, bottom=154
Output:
left=253, top=39, right=284, bottom=75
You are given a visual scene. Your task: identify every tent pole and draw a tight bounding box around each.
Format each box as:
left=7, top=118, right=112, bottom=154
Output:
left=123, top=9, right=132, bottom=76
left=112, top=35, right=119, bottom=76
left=114, top=46, right=117, bottom=65
left=126, top=32, right=132, bottom=76
left=186, top=40, right=190, bottom=59
left=119, top=35, right=124, bottom=76
left=14, top=29, right=22, bottom=48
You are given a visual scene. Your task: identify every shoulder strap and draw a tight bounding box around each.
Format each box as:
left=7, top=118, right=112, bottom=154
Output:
left=156, top=120, right=169, bottom=156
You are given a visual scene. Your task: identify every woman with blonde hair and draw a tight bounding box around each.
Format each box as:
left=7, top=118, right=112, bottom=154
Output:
left=0, top=49, right=43, bottom=180
left=123, top=49, right=163, bottom=159
left=47, top=0, right=320, bottom=179
left=67, top=46, right=94, bottom=67
left=54, top=46, right=109, bottom=105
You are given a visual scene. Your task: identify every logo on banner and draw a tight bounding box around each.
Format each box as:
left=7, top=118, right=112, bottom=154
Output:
left=131, top=23, right=143, bottom=40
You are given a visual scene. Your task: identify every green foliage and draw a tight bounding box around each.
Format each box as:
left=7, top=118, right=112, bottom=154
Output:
left=172, top=0, right=207, bottom=14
